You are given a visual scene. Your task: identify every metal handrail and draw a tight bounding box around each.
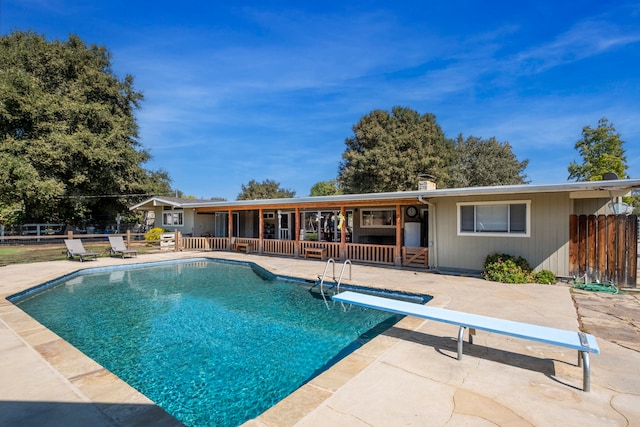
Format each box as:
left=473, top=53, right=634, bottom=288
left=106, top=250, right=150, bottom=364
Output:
left=335, top=259, right=352, bottom=295
left=318, top=258, right=336, bottom=307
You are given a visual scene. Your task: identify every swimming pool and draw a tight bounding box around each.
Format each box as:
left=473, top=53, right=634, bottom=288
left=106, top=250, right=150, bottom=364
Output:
left=11, top=258, right=429, bottom=427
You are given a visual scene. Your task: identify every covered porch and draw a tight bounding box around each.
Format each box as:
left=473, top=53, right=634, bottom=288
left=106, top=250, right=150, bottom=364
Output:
left=182, top=200, right=431, bottom=268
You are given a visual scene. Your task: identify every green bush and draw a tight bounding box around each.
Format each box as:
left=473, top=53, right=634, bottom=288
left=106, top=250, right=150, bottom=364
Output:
left=483, top=253, right=559, bottom=285
left=144, top=227, right=167, bottom=242
left=483, top=258, right=530, bottom=283
left=534, top=269, right=557, bottom=284
left=484, top=252, right=531, bottom=272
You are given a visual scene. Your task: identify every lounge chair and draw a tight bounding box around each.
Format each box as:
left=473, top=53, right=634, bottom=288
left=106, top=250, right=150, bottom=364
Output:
left=108, top=235, right=138, bottom=258
left=64, top=239, right=98, bottom=262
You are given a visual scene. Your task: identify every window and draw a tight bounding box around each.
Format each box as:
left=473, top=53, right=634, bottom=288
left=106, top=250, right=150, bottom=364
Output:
left=361, top=209, right=396, bottom=228
left=162, top=208, right=184, bottom=226
left=457, top=201, right=529, bottom=237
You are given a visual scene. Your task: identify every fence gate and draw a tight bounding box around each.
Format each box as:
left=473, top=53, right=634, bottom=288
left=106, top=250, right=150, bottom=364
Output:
left=569, top=214, right=637, bottom=287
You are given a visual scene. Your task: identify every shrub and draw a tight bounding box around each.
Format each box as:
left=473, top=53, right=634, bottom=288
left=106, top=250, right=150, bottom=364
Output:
left=534, top=269, right=557, bottom=284
left=144, top=227, right=167, bottom=242
left=483, top=258, right=530, bottom=283
left=482, top=252, right=532, bottom=284
left=484, top=252, right=531, bottom=272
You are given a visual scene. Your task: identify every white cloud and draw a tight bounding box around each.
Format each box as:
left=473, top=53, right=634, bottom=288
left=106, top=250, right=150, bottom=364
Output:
left=109, top=3, right=640, bottom=195
left=513, top=20, right=640, bottom=74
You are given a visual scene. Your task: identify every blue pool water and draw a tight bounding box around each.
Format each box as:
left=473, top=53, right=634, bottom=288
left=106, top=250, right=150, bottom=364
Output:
left=11, top=259, right=425, bottom=427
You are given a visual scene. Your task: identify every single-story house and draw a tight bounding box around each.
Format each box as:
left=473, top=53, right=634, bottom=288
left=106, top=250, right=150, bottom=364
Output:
left=130, top=178, right=640, bottom=286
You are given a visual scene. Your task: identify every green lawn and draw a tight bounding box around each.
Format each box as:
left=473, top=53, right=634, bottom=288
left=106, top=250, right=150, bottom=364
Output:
left=0, top=243, right=155, bottom=265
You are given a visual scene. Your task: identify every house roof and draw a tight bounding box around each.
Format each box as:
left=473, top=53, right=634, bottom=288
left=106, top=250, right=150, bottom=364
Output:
left=129, top=178, right=640, bottom=211
left=130, top=196, right=214, bottom=209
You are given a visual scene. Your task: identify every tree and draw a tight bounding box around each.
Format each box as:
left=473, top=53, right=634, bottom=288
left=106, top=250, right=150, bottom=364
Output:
left=338, top=106, right=452, bottom=193
left=568, top=118, right=627, bottom=181
left=0, top=31, right=170, bottom=225
left=630, top=190, right=640, bottom=215
left=310, top=180, right=342, bottom=196
left=237, top=179, right=295, bottom=200
left=447, top=135, right=529, bottom=188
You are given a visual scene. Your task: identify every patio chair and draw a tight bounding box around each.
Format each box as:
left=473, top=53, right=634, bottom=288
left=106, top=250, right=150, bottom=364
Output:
left=64, top=239, right=99, bottom=262
left=108, top=235, right=138, bottom=258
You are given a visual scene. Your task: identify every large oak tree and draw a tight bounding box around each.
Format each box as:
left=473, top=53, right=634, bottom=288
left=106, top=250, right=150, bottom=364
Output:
left=447, top=135, right=529, bottom=188
left=309, top=180, right=342, bottom=196
left=237, top=179, right=295, bottom=200
left=338, top=106, right=452, bottom=193
left=0, top=31, right=170, bottom=224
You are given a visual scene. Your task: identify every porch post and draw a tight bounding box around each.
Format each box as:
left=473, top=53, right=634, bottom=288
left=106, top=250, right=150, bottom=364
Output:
left=277, top=210, right=282, bottom=240
left=294, top=207, right=300, bottom=257
left=259, top=208, right=264, bottom=254
left=340, top=206, right=347, bottom=261
left=228, top=209, right=233, bottom=250
left=395, top=204, right=402, bottom=266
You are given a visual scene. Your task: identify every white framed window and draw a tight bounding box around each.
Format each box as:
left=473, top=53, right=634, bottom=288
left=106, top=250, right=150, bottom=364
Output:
left=457, top=201, right=530, bottom=237
left=162, top=208, right=184, bottom=226
left=361, top=209, right=396, bottom=228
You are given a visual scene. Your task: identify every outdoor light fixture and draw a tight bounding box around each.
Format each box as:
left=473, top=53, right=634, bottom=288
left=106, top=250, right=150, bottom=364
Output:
left=608, top=202, right=631, bottom=215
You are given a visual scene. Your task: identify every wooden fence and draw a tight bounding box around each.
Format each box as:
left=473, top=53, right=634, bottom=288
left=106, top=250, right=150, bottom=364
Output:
left=569, top=214, right=637, bottom=287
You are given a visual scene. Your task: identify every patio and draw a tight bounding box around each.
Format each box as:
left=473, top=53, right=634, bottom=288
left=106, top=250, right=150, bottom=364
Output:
left=1, top=251, right=638, bottom=426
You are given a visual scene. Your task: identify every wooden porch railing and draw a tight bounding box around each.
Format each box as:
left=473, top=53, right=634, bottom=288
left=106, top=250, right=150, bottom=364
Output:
left=263, top=239, right=296, bottom=256
left=233, top=237, right=259, bottom=246
left=346, top=243, right=395, bottom=265
left=300, top=241, right=340, bottom=259
left=180, top=236, right=426, bottom=269
left=182, top=237, right=229, bottom=251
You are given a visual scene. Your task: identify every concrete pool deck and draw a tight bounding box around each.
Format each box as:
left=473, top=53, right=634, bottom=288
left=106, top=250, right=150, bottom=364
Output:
left=1, top=251, right=639, bottom=426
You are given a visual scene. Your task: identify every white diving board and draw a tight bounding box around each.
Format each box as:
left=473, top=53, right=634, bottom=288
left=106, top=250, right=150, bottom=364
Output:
left=332, top=291, right=599, bottom=392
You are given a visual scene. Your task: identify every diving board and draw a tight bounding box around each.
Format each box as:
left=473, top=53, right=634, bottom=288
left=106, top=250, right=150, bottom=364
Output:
left=332, top=291, right=599, bottom=392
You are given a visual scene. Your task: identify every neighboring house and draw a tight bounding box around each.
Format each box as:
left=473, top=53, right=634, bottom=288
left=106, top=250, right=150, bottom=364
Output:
left=130, top=178, right=640, bottom=284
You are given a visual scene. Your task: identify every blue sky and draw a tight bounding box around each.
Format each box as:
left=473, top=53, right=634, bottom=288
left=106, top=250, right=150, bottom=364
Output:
left=2, top=1, right=639, bottom=200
